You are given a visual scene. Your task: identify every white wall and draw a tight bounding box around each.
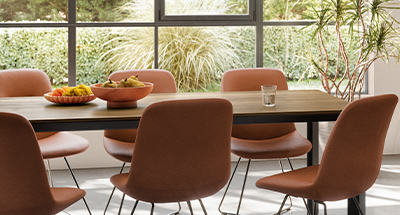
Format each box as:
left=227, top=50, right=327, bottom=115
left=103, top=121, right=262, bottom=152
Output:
left=370, top=59, right=400, bottom=154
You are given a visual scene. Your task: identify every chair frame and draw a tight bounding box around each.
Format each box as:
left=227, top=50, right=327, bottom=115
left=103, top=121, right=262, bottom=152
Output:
left=218, top=158, right=295, bottom=215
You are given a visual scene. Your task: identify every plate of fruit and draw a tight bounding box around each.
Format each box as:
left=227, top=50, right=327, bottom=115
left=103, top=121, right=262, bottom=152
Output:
left=44, top=84, right=96, bottom=104
left=91, top=75, right=153, bottom=108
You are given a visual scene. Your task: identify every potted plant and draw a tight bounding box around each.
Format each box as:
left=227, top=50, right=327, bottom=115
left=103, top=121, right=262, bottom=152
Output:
left=304, top=0, right=400, bottom=101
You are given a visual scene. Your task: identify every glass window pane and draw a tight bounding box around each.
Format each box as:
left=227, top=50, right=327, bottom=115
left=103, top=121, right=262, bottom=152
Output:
left=165, top=0, right=248, bottom=15
left=264, top=26, right=316, bottom=89
left=77, top=0, right=154, bottom=22
left=263, top=0, right=318, bottom=21
left=0, top=1, right=67, bottom=22
left=159, top=26, right=255, bottom=92
left=0, top=28, right=68, bottom=86
left=82, top=27, right=155, bottom=85
left=263, top=26, right=359, bottom=92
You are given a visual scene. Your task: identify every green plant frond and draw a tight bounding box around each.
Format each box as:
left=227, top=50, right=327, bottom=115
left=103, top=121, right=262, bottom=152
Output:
left=369, top=0, right=400, bottom=23
left=303, top=6, right=332, bottom=38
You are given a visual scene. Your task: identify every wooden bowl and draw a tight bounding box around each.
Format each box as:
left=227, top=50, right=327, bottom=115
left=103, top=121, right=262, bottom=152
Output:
left=44, top=93, right=96, bottom=104
left=90, top=82, right=153, bottom=108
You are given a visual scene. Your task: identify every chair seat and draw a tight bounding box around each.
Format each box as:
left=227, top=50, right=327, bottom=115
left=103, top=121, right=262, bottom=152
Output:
left=103, top=137, right=135, bottom=163
left=38, top=132, right=89, bottom=159
left=256, top=165, right=359, bottom=202
left=231, top=130, right=312, bottom=159
left=256, top=165, right=319, bottom=199
left=51, top=187, right=86, bottom=214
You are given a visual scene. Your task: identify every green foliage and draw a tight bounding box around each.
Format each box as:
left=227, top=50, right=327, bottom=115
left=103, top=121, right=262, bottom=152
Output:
left=263, top=0, right=321, bottom=20
left=99, top=0, right=249, bottom=92
left=304, top=0, right=400, bottom=101
left=0, top=28, right=68, bottom=84
left=0, top=0, right=126, bottom=22
left=0, top=28, right=112, bottom=85
left=76, top=28, right=114, bottom=85
left=264, top=27, right=314, bottom=81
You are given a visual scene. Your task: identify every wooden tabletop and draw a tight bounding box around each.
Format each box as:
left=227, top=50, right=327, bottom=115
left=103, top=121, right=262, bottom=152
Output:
left=0, top=90, right=348, bottom=132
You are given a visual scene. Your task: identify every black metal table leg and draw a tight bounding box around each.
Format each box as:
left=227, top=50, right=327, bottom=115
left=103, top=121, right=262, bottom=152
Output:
left=307, top=122, right=319, bottom=214
left=348, top=193, right=366, bottom=215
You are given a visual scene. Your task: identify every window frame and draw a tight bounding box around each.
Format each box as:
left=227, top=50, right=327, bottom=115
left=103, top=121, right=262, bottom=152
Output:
left=0, top=0, right=368, bottom=94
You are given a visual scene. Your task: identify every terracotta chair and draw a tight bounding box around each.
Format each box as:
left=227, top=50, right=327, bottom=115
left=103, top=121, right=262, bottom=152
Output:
left=0, top=69, right=91, bottom=214
left=0, top=112, right=86, bottom=215
left=256, top=94, right=398, bottom=215
left=103, top=69, right=178, bottom=213
left=218, top=68, right=312, bottom=214
left=110, top=98, right=233, bottom=214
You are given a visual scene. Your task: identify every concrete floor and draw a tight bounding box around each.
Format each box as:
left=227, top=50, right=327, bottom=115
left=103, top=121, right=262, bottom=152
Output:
left=54, top=155, right=400, bottom=215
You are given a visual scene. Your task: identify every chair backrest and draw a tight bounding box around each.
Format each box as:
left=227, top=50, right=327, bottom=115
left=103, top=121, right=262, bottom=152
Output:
left=314, top=94, right=398, bottom=201
left=109, top=69, right=178, bottom=93
left=0, top=69, right=56, bottom=139
left=125, top=98, right=233, bottom=203
left=105, top=69, right=178, bottom=142
left=221, top=68, right=288, bottom=92
left=0, top=112, right=56, bottom=214
left=0, top=69, right=53, bottom=97
left=221, top=68, right=295, bottom=140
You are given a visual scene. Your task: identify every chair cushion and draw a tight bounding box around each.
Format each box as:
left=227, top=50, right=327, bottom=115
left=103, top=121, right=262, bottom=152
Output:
left=231, top=130, right=312, bottom=159
left=51, top=187, right=86, bottom=214
left=103, top=136, right=135, bottom=163
left=38, top=132, right=89, bottom=159
left=256, top=165, right=320, bottom=199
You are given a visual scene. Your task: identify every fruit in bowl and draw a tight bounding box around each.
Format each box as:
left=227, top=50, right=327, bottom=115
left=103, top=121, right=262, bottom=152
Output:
left=45, top=84, right=96, bottom=104
left=101, top=79, right=117, bottom=88
left=50, top=85, right=93, bottom=96
left=91, top=77, right=153, bottom=108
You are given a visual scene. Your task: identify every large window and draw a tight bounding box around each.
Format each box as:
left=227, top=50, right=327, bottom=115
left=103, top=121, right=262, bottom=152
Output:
left=0, top=0, right=364, bottom=93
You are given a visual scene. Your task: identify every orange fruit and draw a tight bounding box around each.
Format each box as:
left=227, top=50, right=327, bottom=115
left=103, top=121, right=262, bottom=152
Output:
left=52, top=88, right=65, bottom=96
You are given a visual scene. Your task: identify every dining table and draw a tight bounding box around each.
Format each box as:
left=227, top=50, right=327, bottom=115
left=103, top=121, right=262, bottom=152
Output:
left=0, top=89, right=363, bottom=214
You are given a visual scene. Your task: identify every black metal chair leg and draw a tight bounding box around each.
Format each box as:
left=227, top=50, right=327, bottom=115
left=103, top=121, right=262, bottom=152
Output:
left=353, top=197, right=364, bottom=215
left=187, top=201, right=194, bottom=215
left=64, top=157, right=92, bottom=215
left=218, top=157, right=241, bottom=214
left=199, top=199, right=208, bottom=215
left=150, top=203, right=154, bottom=215
left=275, top=158, right=310, bottom=215
left=276, top=195, right=290, bottom=215
left=128, top=201, right=181, bottom=215
left=104, top=163, right=126, bottom=214
left=236, top=160, right=251, bottom=214
left=314, top=202, right=318, bottom=215
left=168, top=202, right=182, bottom=215
left=130, top=200, right=139, bottom=215
left=302, top=198, right=312, bottom=215
left=218, top=157, right=251, bottom=215
left=314, top=200, right=327, bottom=215
left=117, top=193, right=126, bottom=215
left=46, top=159, right=54, bottom=187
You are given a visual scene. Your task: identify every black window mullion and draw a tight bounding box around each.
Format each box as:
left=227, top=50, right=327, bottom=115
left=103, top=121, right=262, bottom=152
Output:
left=255, top=0, right=263, bottom=67
left=68, top=0, right=77, bottom=86
left=154, top=0, right=160, bottom=69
